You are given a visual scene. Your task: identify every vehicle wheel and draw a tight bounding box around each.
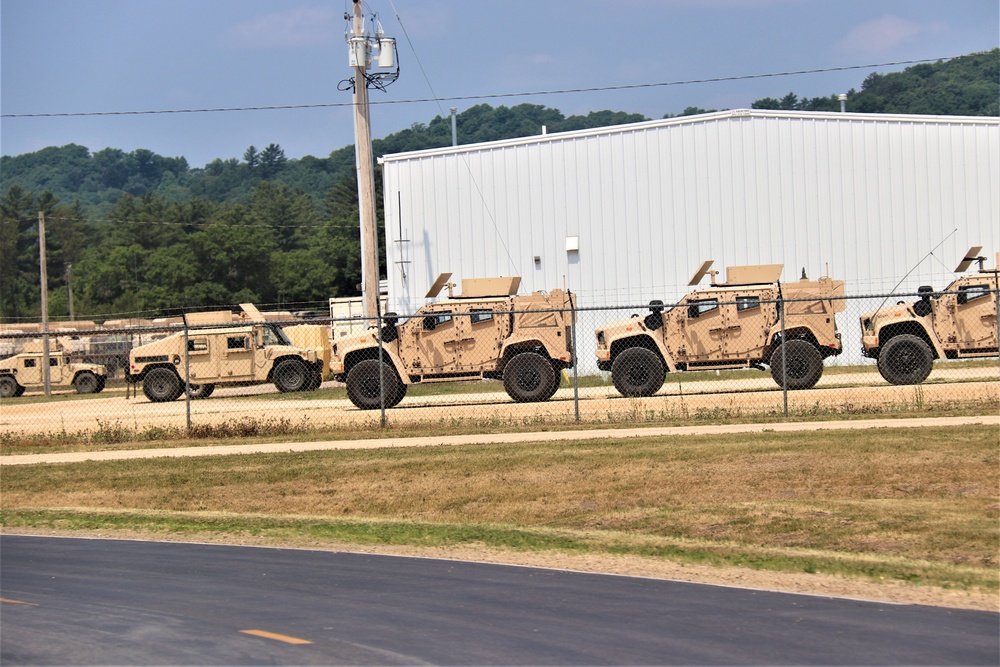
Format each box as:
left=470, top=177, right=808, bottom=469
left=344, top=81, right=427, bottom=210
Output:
left=143, top=367, right=183, bottom=402
left=95, top=377, right=106, bottom=393
left=187, top=383, right=215, bottom=399
left=346, top=359, right=402, bottom=410
left=769, top=339, right=823, bottom=390
left=73, top=371, right=99, bottom=394
left=0, top=376, right=20, bottom=398
left=611, top=347, right=665, bottom=397
left=877, top=334, right=933, bottom=385
left=14, top=384, right=26, bottom=397
left=503, top=352, right=556, bottom=403
left=273, top=359, right=309, bottom=392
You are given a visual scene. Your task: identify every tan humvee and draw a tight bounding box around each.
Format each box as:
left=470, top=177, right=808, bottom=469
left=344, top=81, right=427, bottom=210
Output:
left=126, top=304, right=323, bottom=402
left=330, top=274, right=576, bottom=409
left=0, top=340, right=107, bottom=398
left=595, top=262, right=845, bottom=396
left=861, top=248, right=999, bottom=385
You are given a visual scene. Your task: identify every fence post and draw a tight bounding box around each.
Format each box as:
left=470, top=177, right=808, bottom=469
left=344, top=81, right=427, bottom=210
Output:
left=571, top=296, right=580, bottom=423
left=376, top=310, right=386, bottom=427
left=780, top=296, right=788, bottom=417
left=994, top=284, right=999, bottom=379
left=181, top=312, right=191, bottom=432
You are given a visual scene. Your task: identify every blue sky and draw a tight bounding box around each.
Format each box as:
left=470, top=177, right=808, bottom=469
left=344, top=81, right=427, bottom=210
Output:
left=2, top=0, right=997, bottom=169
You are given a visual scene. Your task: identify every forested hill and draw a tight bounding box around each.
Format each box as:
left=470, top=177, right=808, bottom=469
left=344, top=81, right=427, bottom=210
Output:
left=0, top=50, right=996, bottom=322
left=2, top=50, right=996, bottom=214
left=0, top=108, right=648, bottom=215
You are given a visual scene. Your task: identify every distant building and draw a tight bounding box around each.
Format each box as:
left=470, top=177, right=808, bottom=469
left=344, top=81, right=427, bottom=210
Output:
left=379, top=109, right=999, bottom=313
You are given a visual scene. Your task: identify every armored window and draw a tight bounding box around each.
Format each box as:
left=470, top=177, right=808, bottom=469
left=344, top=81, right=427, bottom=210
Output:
left=423, top=312, right=453, bottom=330
left=188, top=338, right=208, bottom=352
left=736, top=296, right=760, bottom=312
left=957, top=284, right=990, bottom=304
left=50, top=357, right=59, bottom=367
left=227, top=336, right=249, bottom=350
left=687, top=298, right=719, bottom=318
left=23, top=358, right=36, bottom=368
left=469, top=309, right=494, bottom=324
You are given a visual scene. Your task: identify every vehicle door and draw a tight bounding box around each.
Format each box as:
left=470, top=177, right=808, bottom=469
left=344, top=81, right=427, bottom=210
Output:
left=955, top=280, right=998, bottom=350
left=397, top=307, right=459, bottom=375
left=725, top=291, right=773, bottom=360
left=20, top=356, right=42, bottom=384
left=48, top=355, right=65, bottom=384
left=221, top=332, right=255, bottom=380
left=185, top=335, right=215, bottom=382
left=677, top=295, right=725, bottom=362
left=455, top=305, right=507, bottom=372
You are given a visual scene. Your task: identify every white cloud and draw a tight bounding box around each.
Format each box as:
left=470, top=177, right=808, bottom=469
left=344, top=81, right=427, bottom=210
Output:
left=837, top=16, right=926, bottom=57
left=223, top=7, right=339, bottom=49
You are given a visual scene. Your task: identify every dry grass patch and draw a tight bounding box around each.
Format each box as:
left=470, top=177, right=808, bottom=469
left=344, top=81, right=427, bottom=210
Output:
left=3, top=425, right=997, bottom=593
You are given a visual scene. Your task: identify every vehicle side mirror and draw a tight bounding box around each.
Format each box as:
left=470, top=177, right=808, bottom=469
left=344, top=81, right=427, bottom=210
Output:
left=688, top=305, right=700, bottom=319
left=423, top=315, right=437, bottom=331
left=957, top=292, right=967, bottom=306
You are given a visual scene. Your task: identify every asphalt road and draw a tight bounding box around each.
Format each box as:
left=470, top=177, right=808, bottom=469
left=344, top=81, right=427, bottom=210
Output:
left=2, top=535, right=997, bottom=666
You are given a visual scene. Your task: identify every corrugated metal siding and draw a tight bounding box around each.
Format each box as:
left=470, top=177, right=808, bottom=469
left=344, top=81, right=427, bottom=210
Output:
left=382, top=110, right=1000, bottom=313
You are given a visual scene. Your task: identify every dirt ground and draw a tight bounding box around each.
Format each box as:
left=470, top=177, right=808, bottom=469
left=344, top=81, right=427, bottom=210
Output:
left=2, top=371, right=998, bottom=436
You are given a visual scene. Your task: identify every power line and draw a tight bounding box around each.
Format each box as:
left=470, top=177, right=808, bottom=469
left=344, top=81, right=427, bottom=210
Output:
left=48, top=215, right=362, bottom=231
left=0, top=57, right=956, bottom=118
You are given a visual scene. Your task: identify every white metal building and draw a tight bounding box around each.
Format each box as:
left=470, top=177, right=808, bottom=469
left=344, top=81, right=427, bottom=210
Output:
left=380, top=109, right=999, bottom=315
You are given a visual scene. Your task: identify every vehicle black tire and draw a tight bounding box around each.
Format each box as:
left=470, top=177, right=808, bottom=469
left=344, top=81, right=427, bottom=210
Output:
left=503, top=352, right=557, bottom=403
left=143, top=367, right=183, bottom=402
left=305, top=367, right=323, bottom=391
left=96, top=377, right=106, bottom=393
left=346, top=358, right=402, bottom=410
left=73, top=371, right=99, bottom=394
left=14, top=384, right=26, bottom=397
left=187, top=383, right=215, bottom=399
left=390, top=381, right=408, bottom=408
left=611, top=347, right=665, bottom=397
left=273, top=359, right=309, bottom=392
left=0, top=376, right=20, bottom=398
left=545, top=366, right=563, bottom=400
left=877, top=334, right=934, bottom=385
left=769, top=339, right=823, bottom=390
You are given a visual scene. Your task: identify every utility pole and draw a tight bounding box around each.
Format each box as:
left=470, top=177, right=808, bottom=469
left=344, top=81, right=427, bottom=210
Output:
left=351, top=0, right=380, bottom=321
left=38, top=211, right=51, bottom=397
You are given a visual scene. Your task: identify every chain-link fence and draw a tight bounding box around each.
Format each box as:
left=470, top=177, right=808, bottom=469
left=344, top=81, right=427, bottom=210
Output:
left=2, top=288, right=997, bottom=440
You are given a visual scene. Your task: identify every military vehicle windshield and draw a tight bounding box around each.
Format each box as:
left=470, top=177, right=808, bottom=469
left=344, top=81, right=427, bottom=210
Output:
left=262, top=325, right=292, bottom=347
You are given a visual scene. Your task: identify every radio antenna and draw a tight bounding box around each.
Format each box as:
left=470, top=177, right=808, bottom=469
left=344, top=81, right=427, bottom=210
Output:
left=872, top=228, right=957, bottom=318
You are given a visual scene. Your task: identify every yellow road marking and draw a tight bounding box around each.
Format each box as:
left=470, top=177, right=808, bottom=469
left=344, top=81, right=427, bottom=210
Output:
left=1, top=598, right=39, bottom=606
left=240, top=629, right=313, bottom=645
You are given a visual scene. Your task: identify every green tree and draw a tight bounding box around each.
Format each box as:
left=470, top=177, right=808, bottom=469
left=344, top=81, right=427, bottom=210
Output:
left=258, top=143, right=287, bottom=178
left=243, top=146, right=259, bottom=171
left=0, top=186, right=36, bottom=320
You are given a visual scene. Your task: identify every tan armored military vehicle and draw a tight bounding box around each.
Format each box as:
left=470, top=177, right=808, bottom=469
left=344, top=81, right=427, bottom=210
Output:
left=861, top=247, right=999, bottom=385
left=330, top=274, right=576, bottom=409
left=0, top=340, right=107, bottom=397
left=126, top=304, right=324, bottom=402
left=595, top=262, right=846, bottom=395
